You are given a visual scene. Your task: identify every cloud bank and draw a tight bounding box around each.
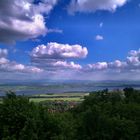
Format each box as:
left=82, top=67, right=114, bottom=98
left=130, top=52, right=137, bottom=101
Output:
left=68, top=0, right=128, bottom=14
left=1, top=44, right=140, bottom=81
left=0, top=49, right=42, bottom=74
left=30, top=42, right=140, bottom=81
left=75, top=48, right=140, bottom=80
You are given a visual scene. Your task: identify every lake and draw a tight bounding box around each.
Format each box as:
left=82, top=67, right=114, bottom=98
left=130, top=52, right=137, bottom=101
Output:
left=0, top=81, right=140, bottom=96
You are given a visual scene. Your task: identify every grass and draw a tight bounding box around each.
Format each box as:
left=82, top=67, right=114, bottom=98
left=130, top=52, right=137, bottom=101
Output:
left=30, top=97, right=84, bottom=102
left=34, top=92, right=89, bottom=97
left=0, top=93, right=89, bottom=103
left=0, top=98, right=3, bottom=104
left=29, top=93, right=88, bottom=103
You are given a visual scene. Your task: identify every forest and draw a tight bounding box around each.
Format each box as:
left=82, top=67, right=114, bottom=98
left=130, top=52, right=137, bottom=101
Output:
left=0, top=88, right=140, bottom=140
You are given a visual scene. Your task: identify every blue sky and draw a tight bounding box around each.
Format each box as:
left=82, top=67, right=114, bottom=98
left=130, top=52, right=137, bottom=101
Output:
left=0, top=0, right=140, bottom=82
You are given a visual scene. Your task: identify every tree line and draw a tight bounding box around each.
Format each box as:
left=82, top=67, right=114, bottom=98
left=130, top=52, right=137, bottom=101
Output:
left=0, top=88, right=140, bottom=140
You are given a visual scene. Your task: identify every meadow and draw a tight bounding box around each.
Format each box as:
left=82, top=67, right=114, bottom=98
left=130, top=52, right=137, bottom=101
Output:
left=29, top=93, right=89, bottom=102
left=0, top=92, right=89, bottom=103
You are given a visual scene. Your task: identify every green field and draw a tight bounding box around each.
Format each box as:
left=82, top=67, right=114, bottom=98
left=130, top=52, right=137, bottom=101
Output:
left=0, top=98, right=2, bottom=104
left=0, top=93, right=89, bottom=103
left=30, top=97, right=84, bottom=102
left=29, top=93, right=89, bottom=102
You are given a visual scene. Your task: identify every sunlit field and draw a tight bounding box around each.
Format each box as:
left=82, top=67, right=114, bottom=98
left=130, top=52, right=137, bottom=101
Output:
left=30, top=93, right=89, bottom=102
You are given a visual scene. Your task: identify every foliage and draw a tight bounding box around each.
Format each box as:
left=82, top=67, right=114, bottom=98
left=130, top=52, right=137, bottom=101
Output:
left=0, top=88, right=140, bottom=140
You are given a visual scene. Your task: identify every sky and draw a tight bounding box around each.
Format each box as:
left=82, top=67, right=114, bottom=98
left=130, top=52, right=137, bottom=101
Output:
left=0, top=0, right=140, bottom=82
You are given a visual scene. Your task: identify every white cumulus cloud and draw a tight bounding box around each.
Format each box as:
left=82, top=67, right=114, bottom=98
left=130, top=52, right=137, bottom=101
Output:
left=30, top=42, right=86, bottom=71
left=0, top=0, right=58, bottom=44
left=95, top=35, right=104, bottom=40
left=52, top=61, right=82, bottom=70
left=99, top=22, right=103, bottom=28
left=68, top=0, right=128, bottom=14
left=31, top=42, right=88, bottom=59
left=0, top=49, right=8, bottom=58
left=85, top=48, right=140, bottom=73
left=0, top=49, right=43, bottom=73
left=88, top=62, right=108, bottom=70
